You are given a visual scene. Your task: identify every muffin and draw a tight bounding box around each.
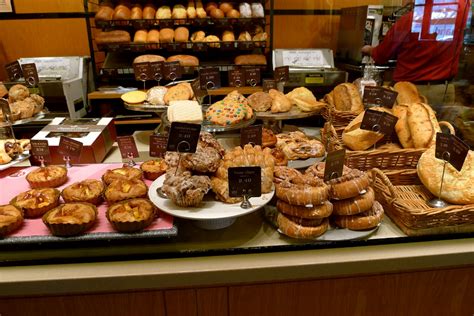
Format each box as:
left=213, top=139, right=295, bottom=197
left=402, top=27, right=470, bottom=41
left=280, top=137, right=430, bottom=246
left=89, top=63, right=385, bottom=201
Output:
left=102, top=167, right=143, bottom=185
left=106, top=198, right=156, bottom=233
left=0, top=204, right=24, bottom=236
left=162, top=171, right=211, bottom=207
left=140, top=159, right=168, bottom=180
left=42, top=202, right=97, bottom=237
left=61, top=179, right=105, bottom=205
left=10, top=188, right=61, bottom=218
left=104, top=179, right=148, bottom=204
left=26, top=166, right=68, bottom=188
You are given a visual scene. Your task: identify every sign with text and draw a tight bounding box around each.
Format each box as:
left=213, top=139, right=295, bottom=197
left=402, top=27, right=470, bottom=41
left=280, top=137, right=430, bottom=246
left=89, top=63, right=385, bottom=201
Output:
left=324, top=149, right=346, bottom=182
left=150, top=61, right=164, bottom=81
left=435, top=133, right=470, bottom=171
left=191, top=78, right=208, bottom=100
left=361, top=109, right=398, bottom=136
left=22, top=63, right=39, bottom=87
left=228, top=166, right=262, bottom=198
left=116, top=135, right=139, bottom=159
left=133, top=62, right=151, bottom=81
left=240, top=125, right=263, bottom=147
left=199, top=67, right=221, bottom=90
left=274, top=66, right=289, bottom=82
left=262, top=79, right=277, bottom=92
left=244, top=67, right=261, bottom=87
left=58, top=136, right=83, bottom=159
left=5, top=61, right=22, bottom=81
left=163, top=61, right=182, bottom=81
left=30, top=139, right=52, bottom=164
left=166, top=122, right=201, bottom=153
left=149, top=135, right=168, bottom=158
left=229, top=68, right=245, bottom=87
left=363, top=86, right=398, bottom=108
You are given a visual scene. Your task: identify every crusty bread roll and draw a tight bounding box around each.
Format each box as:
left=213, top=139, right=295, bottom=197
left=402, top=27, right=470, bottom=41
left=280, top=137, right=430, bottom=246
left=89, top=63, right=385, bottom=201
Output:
left=113, top=5, right=131, bottom=20
left=133, top=55, right=166, bottom=64
left=227, top=9, right=240, bottom=18
left=234, top=54, right=266, bottom=65
left=222, top=30, right=235, bottom=42
left=204, top=35, right=220, bottom=48
left=187, top=1, right=197, bottom=18
left=174, top=27, right=189, bottom=42
left=167, top=55, right=199, bottom=67
left=95, top=30, right=131, bottom=44
left=191, top=30, right=205, bottom=42
left=143, top=5, right=156, bottom=19
left=130, top=5, right=143, bottom=19
left=133, top=30, right=148, bottom=43
left=417, top=147, right=474, bottom=205
left=407, top=103, right=441, bottom=148
left=159, top=28, right=174, bottom=43
left=269, top=89, right=292, bottom=113
left=95, top=6, right=114, bottom=21
left=238, top=31, right=252, bottom=41
left=146, top=29, right=160, bottom=43
left=205, top=2, right=218, bottom=13
left=393, top=104, right=414, bottom=148
left=196, top=7, right=207, bottom=18
left=156, top=6, right=172, bottom=19
left=331, top=83, right=364, bottom=113
left=394, top=81, right=423, bottom=104
left=172, top=4, right=187, bottom=19
left=219, top=2, right=233, bottom=13
left=210, top=8, right=224, bottom=18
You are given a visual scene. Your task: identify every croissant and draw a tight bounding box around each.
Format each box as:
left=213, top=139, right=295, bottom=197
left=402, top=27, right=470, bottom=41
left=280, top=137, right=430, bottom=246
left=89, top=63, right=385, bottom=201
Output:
left=269, top=89, right=292, bottom=113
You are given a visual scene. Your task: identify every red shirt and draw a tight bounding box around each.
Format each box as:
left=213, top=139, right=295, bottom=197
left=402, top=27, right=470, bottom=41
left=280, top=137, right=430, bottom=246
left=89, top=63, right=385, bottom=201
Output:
left=372, top=0, right=470, bottom=82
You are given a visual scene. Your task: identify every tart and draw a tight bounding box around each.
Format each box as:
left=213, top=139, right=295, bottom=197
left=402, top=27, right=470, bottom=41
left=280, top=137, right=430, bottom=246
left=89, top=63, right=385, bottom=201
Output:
left=61, top=179, right=105, bottom=205
left=0, top=204, right=24, bottom=236
left=140, top=159, right=168, bottom=180
left=102, top=167, right=143, bottom=185
left=104, top=179, right=148, bottom=204
left=42, top=202, right=97, bottom=236
left=106, top=198, right=156, bottom=233
left=26, top=166, right=68, bottom=188
left=10, top=188, right=60, bottom=218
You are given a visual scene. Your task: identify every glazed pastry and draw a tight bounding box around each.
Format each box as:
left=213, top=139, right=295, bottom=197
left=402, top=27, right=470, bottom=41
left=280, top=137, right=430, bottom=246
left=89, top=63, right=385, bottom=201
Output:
left=140, top=159, right=168, bottom=180
left=11, top=188, right=60, bottom=218
left=247, top=91, right=272, bottom=112
left=332, top=187, right=375, bottom=216
left=305, top=162, right=351, bottom=180
left=262, top=128, right=277, bottom=148
left=275, top=176, right=329, bottom=206
left=26, top=166, right=68, bottom=188
left=102, top=167, right=142, bottom=185
left=271, top=148, right=288, bottom=166
left=273, top=166, right=305, bottom=184
left=276, top=131, right=325, bottom=160
left=333, top=201, right=384, bottom=230
left=211, top=177, right=242, bottom=204
left=104, top=179, right=148, bottom=204
left=61, top=179, right=105, bottom=205
left=198, top=132, right=225, bottom=157
left=42, top=202, right=97, bottom=236
left=327, top=168, right=370, bottom=200
left=0, top=204, right=23, bottom=236
left=277, top=212, right=329, bottom=239
left=162, top=171, right=211, bottom=207
left=181, top=146, right=221, bottom=173
left=277, top=199, right=333, bottom=219
left=107, top=198, right=156, bottom=233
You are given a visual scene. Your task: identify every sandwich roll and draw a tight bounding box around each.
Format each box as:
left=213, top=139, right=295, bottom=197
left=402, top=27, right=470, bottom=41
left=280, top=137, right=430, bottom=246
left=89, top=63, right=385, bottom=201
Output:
left=133, top=30, right=148, bottom=43
left=175, top=27, right=190, bottom=42
left=95, top=6, right=114, bottom=21
left=222, top=30, right=235, bottom=42
left=159, top=28, right=175, bottom=43
left=130, top=5, right=143, bottom=19
left=146, top=29, right=160, bottom=43
left=143, top=5, right=156, bottom=19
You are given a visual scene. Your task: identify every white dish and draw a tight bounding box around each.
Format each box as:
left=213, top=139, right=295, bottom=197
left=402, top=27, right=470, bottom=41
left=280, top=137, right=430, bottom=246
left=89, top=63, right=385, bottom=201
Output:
left=149, top=175, right=275, bottom=221
left=0, top=152, right=30, bottom=171
left=287, top=155, right=325, bottom=170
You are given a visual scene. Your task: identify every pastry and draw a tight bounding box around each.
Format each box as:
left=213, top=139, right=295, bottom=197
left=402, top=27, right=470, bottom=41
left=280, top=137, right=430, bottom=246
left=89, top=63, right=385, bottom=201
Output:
left=205, top=91, right=253, bottom=126
left=11, top=188, right=60, bottom=218
left=273, top=166, right=305, bottom=184
left=167, top=100, right=203, bottom=124
left=269, top=89, right=292, bottom=113
left=172, top=4, right=187, bottom=19
left=102, top=166, right=142, bottom=185
left=26, top=166, right=68, bottom=188
left=42, top=202, right=97, bottom=236
left=106, top=198, right=156, bottom=233
left=393, top=81, right=423, bottom=104
left=164, top=84, right=192, bottom=104
left=198, top=131, right=225, bottom=157
left=191, top=31, right=206, bottom=42
left=286, top=87, right=325, bottom=112
left=247, top=91, right=272, bottom=112
left=0, top=205, right=23, bottom=236
left=327, top=83, right=364, bottom=113
left=162, top=171, right=211, bottom=207
left=156, top=6, right=172, bottom=19
left=407, top=103, right=441, bottom=148
left=146, top=86, right=167, bottom=105
left=121, top=91, right=147, bottom=104
left=262, top=128, right=277, bottom=148
left=104, top=179, right=148, bottom=204
left=277, top=199, right=333, bottom=219
left=181, top=146, right=221, bottom=173
left=211, top=177, right=242, bottom=204
left=332, top=187, right=375, bottom=216
left=327, top=168, right=370, bottom=200
left=271, top=148, right=288, bottom=166
left=276, top=131, right=325, bottom=160
left=277, top=213, right=329, bottom=239
left=11, top=100, right=35, bottom=119
left=276, top=177, right=329, bottom=206
left=305, top=162, right=351, bottom=180
left=28, top=94, right=45, bottom=114
left=61, top=179, right=105, bottom=205
left=141, top=159, right=168, bottom=180
left=333, top=201, right=384, bottom=230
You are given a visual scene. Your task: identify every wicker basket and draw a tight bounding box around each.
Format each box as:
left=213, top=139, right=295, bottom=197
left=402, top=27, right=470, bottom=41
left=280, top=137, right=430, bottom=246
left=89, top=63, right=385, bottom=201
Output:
left=321, top=103, right=360, bottom=128
left=371, top=168, right=474, bottom=236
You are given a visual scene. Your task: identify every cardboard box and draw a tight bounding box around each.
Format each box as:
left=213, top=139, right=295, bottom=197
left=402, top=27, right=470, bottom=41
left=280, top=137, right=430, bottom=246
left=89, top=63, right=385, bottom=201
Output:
left=30, top=117, right=116, bottom=165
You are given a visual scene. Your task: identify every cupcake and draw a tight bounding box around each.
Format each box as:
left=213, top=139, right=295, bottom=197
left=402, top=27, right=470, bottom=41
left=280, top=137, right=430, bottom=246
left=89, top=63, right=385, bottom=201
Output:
left=140, top=159, right=168, bottom=180
left=26, top=166, right=68, bottom=188
left=42, top=202, right=97, bottom=237
left=10, top=188, right=61, bottom=218
left=0, top=204, right=24, bottom=236
left=102, top=167, right=143, bottom=185
left=106, top=198, right=156, bottom=233
left=104, top=179, right=148, bottom=204
left=61, top=179, right=105, bottom=205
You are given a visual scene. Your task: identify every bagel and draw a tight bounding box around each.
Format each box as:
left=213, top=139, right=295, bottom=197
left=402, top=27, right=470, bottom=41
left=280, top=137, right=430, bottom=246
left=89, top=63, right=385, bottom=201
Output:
left=277, top=213, right=329, bottom=239
left=275, top=179, right=329, bottom=206
left=328, top=168, right=370, bottom=200
left=277, top=199, right=333, bottom=219
left=333, top=201, right=384, bottom=230
left=332, top=187, right=374, bottom=216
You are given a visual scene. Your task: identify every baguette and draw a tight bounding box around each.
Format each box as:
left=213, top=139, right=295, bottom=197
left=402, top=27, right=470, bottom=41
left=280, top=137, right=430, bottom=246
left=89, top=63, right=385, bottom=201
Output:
left=407, top=103, right=441, bottom=148
left=394, top=81, right=423, bottom=104
left=393, top=104, right=414, bottom=148
left=332, top=83, right=364, bottom=113
left=234, top=54, right=266, bottom=65
left=95, top=30, right=131, bottom=44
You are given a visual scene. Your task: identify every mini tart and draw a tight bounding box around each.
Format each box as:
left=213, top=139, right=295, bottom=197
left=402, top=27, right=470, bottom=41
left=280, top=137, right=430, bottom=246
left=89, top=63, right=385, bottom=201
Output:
left=0, top=204, right=24, bottom=236
left=26, top=166, right=68, bottom=188
left=140, top=159, right=168, bottom=180
left=102, top=167, right=143, bottom=185
left=104, top=179, right=148, bottom=204
left=10, top=188, right=60, bottom=218
left=106, top=198, right=156, bottom=233
left=42, top=202, right=97, bottom=237
left=61, top=179, right=105, bottom=205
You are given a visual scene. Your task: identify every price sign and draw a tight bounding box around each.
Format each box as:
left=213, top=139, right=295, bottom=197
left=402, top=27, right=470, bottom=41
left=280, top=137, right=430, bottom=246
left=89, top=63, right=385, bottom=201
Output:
left=262, top=79, right=277, bottom=92
left=199, top=67, right=221, bottom=90
left=244, top=67, right=261, bottom=87
left=150, top=61, right=164, bottom=81
left=361, top=109, right=398, bottom=136
left=163, top=61, right=182, bottom=81
left=363, top=86, right=398, bottom=108
left=435, top=133, right=469, bottom=171
left=30, top=140, right=52, bottom=164
left=228, top=166, right=262, bottom=198
left=274, top=66, right=289, bottom=82
left=240, top=125, right=263, bottom=147
left=324, top=149, right=346, bottom=182
left=133, top=62, right=151, bottom=81
left=117, top=136, right=139, bottom=159
left=166, top=122, right=201, bottom=153
left=191, top=78, right=208, bottom=100
left=149, top=135, right=168, bottom=158
left=229, top=68, right=245, bottom=87
left=22, top=63, right=39, bottom=87
left=58, top=136, right=83, bottom=159
left=5, top=61, right=22, bottom=81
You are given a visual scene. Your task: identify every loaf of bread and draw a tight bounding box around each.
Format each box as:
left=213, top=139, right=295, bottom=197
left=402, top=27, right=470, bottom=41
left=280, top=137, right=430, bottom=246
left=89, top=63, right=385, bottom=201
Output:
left=159, top=28, right=174, bottom=43
left=210, top=8, right=224, bottom=18
left=130, top=5, right=143, bottom=19
left=227, top=9, right=240, bottom=18
left=95, top=6, right=114, bottom=21
left=407, top=103, right=441, bottom=148
left=133, top=30, right=148, bottom=43
left=95, top=30, right=131, bottom=44
left=146, top=29, right=160, bottom=43
left=172, top=4, right=187, bottom=19
left=113, top=5, right=131, bottom=20
left=234, top=54, right=267, bottom=65
left=196, top=1, right=207, bottom=18
left=238, top=31, right=252, bottom=41
left=394, top=81, right=423, bottom=104
left=167, top=55, right=199, bottom=67
left=222, top=30, right=235, bottom=42
left=191, top=30, right=205, bottom=42
left=328, top=83, right=364, bottom=113
left=251, top=3, right=265, bottom=17
left=239, top=2, right=252, bottom=18
left=156, top=6, right=172, bottom=19
left=204, top=35, right=220, bottom=48
left=133, top=55, right=166, bottom=64
left=175, top=27, right=189, bottom=43
left=143, top=5, right=156, bottom=19
left=187, top=1, right=197, bottom=18
left=393, top=104, right=414, bottom=148
left=205, top=2, right=218, bottom=13
left=219, top=2, right=233, bottom=13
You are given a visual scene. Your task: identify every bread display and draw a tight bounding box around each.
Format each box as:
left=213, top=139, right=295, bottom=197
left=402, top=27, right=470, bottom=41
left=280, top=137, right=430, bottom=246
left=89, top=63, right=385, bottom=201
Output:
left=166, top=55, right=199, bottom=67
left=325, top=83, right=364, bottom=113
left=106, top=198, right=156, bottom=233
left=276, top=131, right=325, bottom=160
left=42, top=203, right=97, bottom=236
left=0, top=205, right=23, bottom=236
left=235, top=54, right=266, bottom=65
left=95, top=30, right=131, bottom=44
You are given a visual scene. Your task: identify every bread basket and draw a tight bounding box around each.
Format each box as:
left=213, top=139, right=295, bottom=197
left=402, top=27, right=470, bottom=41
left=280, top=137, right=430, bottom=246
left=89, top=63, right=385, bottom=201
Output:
left=371, top=168, right=474, bottom=236
left=321, top=102, right=360, bottom=128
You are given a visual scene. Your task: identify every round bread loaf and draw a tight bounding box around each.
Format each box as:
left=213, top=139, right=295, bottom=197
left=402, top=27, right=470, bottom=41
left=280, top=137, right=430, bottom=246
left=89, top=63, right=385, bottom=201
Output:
left=146, top=29, right=160, bottom=43
left=113, top=5, right=131, bottom=20
left=130, top=5, right=143, bottom=19
left=174, top=27, right=189, bottom=43
left=133, top=55, right=165, bottom=64
left=95, top=6, right=114, bottom=21
left=159, top=28, right=174, bottom=43
left=133, top=30, right=148, bottom=43
left=143, top=5, right=156, bottom=19
left=166, top=55, right=199, bottom=67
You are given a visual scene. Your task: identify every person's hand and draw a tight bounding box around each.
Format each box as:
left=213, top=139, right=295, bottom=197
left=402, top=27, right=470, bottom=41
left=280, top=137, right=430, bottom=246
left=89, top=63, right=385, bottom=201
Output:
left=361, top=45, right=373, bottom=56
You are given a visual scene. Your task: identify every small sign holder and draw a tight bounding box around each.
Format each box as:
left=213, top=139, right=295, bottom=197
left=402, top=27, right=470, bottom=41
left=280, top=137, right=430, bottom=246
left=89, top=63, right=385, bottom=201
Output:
left=428, top=150, right=450, bottom=208
left=323, top=149, right=346, bottom=182
left=274, top=66, right=289, bottom=92
left=116, top=135, right=139, bottom=167
left=150, top=61, right=163, bottom=86
left=30, top=139, right=52, bottom=167
left=228, top=166, right=262, bottom=209
left=58, top=136, right=83, bottom=168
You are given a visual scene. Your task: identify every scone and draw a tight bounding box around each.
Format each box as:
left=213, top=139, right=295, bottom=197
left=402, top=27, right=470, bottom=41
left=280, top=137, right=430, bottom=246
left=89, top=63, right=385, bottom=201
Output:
left=10, top=188, right=60, bottom=218
left=104, top=179, right=148, bottom=204
left=164, top=84, right=192, bottom=104
left=42, top=203, right=97, bottom=236
left=102, top=167, right=143, bottom=185
left=61, top=179, right=105, bottom=205
left=0, top=204, right=23, bottom=236
left=106, top=198, right=156, bottom=233
left=26, top=166, right=68, bottom=188
left=140, top=159, right=168, bottom=180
